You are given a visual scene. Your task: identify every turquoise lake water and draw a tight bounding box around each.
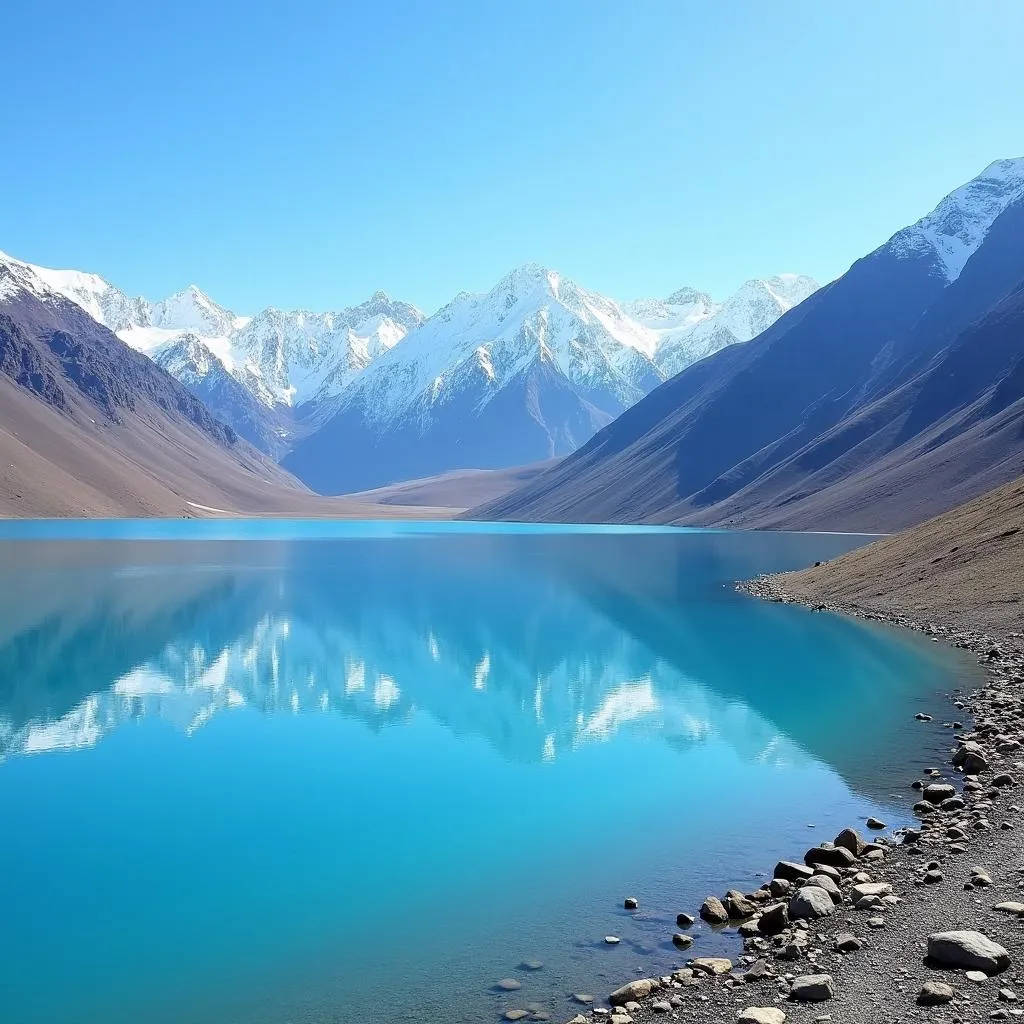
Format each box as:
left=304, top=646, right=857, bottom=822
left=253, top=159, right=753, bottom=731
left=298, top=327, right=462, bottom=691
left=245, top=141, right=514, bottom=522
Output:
left=0, top=523, right=971, bottom=1024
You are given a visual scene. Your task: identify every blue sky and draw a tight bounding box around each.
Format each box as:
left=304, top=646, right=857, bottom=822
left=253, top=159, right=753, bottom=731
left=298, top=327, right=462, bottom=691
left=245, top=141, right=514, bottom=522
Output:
left=3, top=0, right=1022, bottom=314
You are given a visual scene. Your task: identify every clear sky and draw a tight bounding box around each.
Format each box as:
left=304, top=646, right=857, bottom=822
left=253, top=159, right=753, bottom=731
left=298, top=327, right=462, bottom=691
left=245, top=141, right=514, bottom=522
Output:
left=3, top=0, right=1022, bottom=314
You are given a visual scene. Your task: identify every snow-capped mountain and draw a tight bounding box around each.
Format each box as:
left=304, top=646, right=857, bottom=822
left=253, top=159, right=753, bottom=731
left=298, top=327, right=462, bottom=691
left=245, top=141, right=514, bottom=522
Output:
left=4, top=245, right=818, bottom=480
left=7, top=254, right=426, bottom=451
left=282, top=263, right=820, bottom=494
left=282, top=264, right=666, bottom=493
left=889, top=157, right=1024, bottom=282
left=625, top=274, right=819, bottom=378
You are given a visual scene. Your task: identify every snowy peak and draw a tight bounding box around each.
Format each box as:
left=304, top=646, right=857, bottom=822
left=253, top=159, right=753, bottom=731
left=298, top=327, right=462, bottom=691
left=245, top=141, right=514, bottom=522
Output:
left=889, top=157, right=1024, bottom=282
left=627, top=273, right=820, bottom=379
left=149, top=285, right=239, bottom=338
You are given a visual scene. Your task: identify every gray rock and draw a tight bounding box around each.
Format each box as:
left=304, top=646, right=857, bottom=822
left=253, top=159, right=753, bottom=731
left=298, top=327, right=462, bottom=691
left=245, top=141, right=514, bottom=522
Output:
left=834, top=933, right=862, bottom=952
left=672, top=932, right=693, bottom=948
left=850, top=881, right=892, bottom=902
left=993, top=902, right=1024, bottom=916
left=866, top=816, right=886, bottom=830
left=774, top=861, right=814, bottom=883
left=623, top=897, right=638, bottom=910
left=690, top=957, right=733, bottom=976
left=918, top=981, right=955, bottom=1005
left=833, top=827, right=866, bottom=856
left=497, top=979, right=522, bottom=991
left=676, top=912, right=695, bottom=928
left=757, top=902, right=789, bottom=935
left=609, top=979, right=661, bottom=1005
left=744, top=959, right=772, bottom=982
left=503, top=1012, right=529, bottom=1022
left=700, top=895, right=729, bottom=924
left=804, top=845, right=856, bottom=869
left=604, top=935, right=620, bottom=944
left=789, top=974, right=834, bottom=1002
left=804, top=874, right=842, bottom=903
left=725, top=890, right=758, bottom=917
left=769, top=878, right=793, bottom=898
left=927, top=931, right=1011, bottom=973
left=651, top=1001, right=671, bottom=1014
left=924, top=782, right=956, bottom=803
left=738, top=1009, right=786, bottom=1024
left=790, top=886, right=835, bottom=920
left=993, top=773, right=1016, bottom=787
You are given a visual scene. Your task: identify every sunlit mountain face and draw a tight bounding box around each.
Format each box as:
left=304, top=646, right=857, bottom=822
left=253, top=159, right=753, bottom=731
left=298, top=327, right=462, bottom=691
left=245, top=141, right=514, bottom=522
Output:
left=0, top=526, right=973, bottom=1024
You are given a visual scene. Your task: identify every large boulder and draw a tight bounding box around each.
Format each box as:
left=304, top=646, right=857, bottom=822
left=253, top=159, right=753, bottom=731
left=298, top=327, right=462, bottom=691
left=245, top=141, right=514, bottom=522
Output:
left=789, top=886, right=836, bottom=920
left=927, top=931, right=1011, bottom=974
left=789, top=974, right=834, bottom=1002
left=804, top=845, right=856, bottom=869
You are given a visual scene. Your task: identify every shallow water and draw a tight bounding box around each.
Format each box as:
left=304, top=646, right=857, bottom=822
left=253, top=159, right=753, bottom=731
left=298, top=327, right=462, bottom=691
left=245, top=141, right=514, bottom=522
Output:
left=0, top=524, right=971, bottom=1024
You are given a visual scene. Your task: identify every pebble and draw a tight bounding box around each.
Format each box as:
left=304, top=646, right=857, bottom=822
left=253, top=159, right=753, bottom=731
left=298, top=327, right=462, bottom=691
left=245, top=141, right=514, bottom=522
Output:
left=789, top=974, right=835, bottom=1002
left=604, top=935, right=620, bottom=945
left=738, top=1009, right=786, bottom=1024
left=497, top=979, right=522, bottom=991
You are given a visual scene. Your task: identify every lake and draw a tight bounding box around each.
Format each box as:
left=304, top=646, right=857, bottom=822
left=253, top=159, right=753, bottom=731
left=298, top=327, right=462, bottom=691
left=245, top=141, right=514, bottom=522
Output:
left=0, top=523, right=972, bottom=1024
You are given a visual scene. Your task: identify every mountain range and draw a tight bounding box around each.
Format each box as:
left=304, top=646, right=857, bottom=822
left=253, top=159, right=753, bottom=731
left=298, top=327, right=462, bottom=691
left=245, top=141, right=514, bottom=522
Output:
left=3, top=248, right=816, bottom=489
left=477, top=158, right=1024, bottom=532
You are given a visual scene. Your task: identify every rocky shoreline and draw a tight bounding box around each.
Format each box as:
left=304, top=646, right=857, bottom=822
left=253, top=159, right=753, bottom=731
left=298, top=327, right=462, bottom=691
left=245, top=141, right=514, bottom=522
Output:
left=542, top=577, right=1024, bottom=1024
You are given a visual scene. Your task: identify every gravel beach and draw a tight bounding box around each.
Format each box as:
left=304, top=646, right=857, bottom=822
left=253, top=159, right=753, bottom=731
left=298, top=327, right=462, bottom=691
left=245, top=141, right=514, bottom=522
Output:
left=540, top=580, right=1024, bottom=1024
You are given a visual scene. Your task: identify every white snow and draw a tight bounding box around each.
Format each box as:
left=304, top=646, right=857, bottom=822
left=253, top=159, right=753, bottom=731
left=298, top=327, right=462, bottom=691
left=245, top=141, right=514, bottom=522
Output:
left=889, top=157, right=1024, bottom=282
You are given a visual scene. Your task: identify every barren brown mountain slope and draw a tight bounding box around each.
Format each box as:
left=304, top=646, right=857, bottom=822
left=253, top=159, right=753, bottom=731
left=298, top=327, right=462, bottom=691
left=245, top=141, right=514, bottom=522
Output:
left=342, top=460, right=557, bottom=511
left=766, top=474, right=1024, bottom=633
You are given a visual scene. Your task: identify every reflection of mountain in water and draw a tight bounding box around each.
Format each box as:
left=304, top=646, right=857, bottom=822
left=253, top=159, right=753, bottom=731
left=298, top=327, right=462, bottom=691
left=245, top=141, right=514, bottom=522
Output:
left=0, top=532, right=963, bottom=794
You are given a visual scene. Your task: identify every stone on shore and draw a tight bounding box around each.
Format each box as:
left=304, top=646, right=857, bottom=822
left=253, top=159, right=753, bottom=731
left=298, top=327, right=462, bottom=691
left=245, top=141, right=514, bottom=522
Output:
left=923, top=782, right=956, bottom=804
left=804, top=874, right=842, bottom=903
left=609, top=978, right=661, bottom=1005
left=850, top=881, right=892, bottom=903
left=690, top=957, right=733, bottom=976
left=952, top=741, right=990, bottom=775
left=700, top=895, right=729, bottom=924
left=738, top=1009, right=786, bottom=1024
left=993, top=902, right=1024, bottom=916
left=757, top=902, right=789, bottom=935
left=774, top=860, right=814, bottom=883
left=789, top=886, right=835, bottom=920
left=789, top=974, right=834, bottom=1002
left=834, top=827, right=866, bottom=856
left=724, top=890, right=758, bottom=917
left=918, top=981, right=955, bottom=1005
left=927, top=931, right=1011, bottom=973
left=834, top=932, right=863, bottom=952
left=803, top=845, right=856, bottom=869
